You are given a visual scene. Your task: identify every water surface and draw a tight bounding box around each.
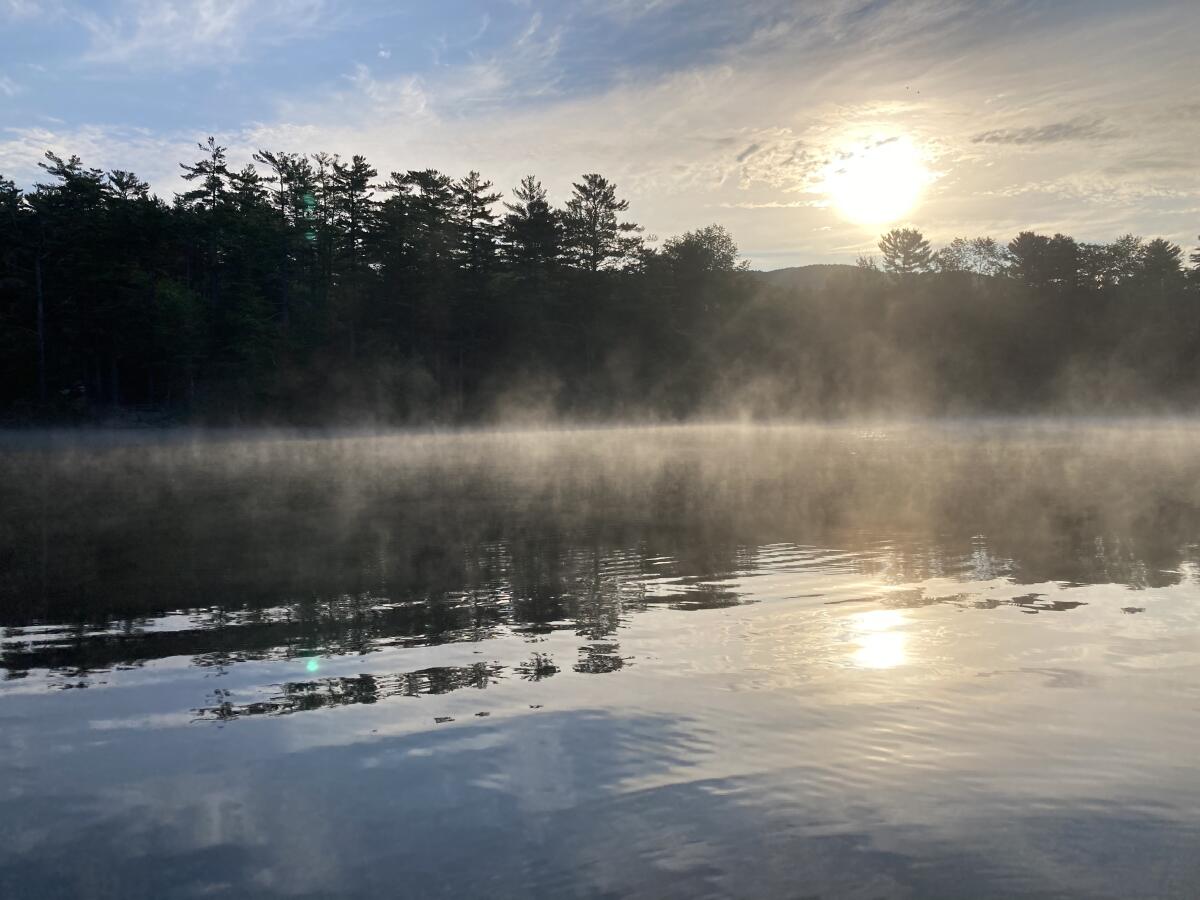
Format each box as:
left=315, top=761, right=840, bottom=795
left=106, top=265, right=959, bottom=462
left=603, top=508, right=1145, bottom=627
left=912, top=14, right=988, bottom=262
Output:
left=2, top=423, right=1198, bottom=898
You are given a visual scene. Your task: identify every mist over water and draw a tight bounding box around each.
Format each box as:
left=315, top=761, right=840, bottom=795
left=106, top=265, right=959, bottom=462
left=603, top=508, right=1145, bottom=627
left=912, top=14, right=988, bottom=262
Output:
left=2, top=421, right=1199, bottom=898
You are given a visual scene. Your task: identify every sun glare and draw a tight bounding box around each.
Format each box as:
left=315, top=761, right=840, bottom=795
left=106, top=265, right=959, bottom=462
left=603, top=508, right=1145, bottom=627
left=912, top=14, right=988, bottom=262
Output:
left=849, top=609, right=910, bottom=669
left=822, top=136, right=931, bottom=226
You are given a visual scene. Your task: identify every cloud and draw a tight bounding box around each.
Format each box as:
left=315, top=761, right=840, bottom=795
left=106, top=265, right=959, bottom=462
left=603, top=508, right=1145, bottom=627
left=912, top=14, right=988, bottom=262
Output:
left=730, top=128, right=822, bottom=193
left=0, top=124, right=184, bottom=188
left=78, top=0, right=330, bottom=67
left=970, top=117, right=1119, bottom=146
left=584, top=0, right=689, bottom=26
left=1, top=0, right=57, bottom=19
left=734, top=143, right=760, bottom=163
left=0, top=76, right=21, bottom=97
left=340, top=65, right=430, bottom=119
left=717, top=200, right=823, bottom=209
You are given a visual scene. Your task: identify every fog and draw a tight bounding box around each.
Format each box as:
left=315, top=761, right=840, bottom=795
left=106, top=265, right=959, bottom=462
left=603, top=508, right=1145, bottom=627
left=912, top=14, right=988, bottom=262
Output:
left=6, top=419, right=1200, bottom=626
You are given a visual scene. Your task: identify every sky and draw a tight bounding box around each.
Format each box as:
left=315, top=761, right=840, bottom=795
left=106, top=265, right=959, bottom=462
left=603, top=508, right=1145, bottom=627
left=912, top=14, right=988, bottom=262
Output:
left=1, top=0, right=1197, bottom=269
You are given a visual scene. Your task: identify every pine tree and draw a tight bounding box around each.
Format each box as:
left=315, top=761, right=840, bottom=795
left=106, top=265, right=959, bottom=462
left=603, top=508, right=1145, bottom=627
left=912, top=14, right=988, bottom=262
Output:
left=1006, top=232, right=1051, bottom=286
left=178, top=137, right=231, bottom=212
left=1139, top=238, right=1184, bottom=288
left=878, top=228, right=932, bottom=275
left=561, top=174, right=643, bottom=272
left=454, top=171, right=502, bottom=276
left=501, top=175, right=560, bottom=273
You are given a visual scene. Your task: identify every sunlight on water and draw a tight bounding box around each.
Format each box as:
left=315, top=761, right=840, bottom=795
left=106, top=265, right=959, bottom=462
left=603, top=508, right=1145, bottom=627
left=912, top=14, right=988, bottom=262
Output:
left=849, top=610, right=910, bottom=669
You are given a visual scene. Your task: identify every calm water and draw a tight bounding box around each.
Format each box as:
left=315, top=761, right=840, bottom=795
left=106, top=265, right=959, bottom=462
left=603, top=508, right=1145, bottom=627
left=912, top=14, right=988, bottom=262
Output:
left=1, top=423, right=1198, bottom=899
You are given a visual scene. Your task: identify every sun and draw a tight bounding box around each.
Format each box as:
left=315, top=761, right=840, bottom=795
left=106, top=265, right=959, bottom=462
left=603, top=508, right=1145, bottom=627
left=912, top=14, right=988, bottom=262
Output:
left=821, top=136, right=931, bottom=226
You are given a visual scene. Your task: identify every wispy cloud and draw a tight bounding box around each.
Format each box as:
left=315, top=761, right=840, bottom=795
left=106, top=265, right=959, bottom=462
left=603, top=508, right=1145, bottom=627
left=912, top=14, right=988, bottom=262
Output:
left=971, top=117, right=1119, bottom=146
left=0, top=123, right=182, bottom=188
left=78, top=0, right=330, bottom=66
left=1, top=0, right=58, bottom=19
left=717, top=199, right=822, bottom=209
left=0, top=75, right=21, bottom=97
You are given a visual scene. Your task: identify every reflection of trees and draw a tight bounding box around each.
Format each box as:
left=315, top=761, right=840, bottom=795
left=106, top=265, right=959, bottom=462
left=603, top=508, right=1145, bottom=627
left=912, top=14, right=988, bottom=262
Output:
left=8, top=427, right=1200, bottom=686
left=0, top=592, right=510, bottom=681
left=566, top=549, right=625, bottom=641
left=507, top=536, right=569, bottom=632
left=881, top=590, right=1087, bottom=613
left=516, top=653, right=558, bottom=681
left=848, top=526, right=1190, bottom=595
left=193, top=662, right=504, bottom=721
left=574, top=643, right=627, bottom=674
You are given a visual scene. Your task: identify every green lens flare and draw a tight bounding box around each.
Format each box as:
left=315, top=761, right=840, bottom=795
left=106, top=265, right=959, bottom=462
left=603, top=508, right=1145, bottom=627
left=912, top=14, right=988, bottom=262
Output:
left=306, top=657, right=320, bottom=674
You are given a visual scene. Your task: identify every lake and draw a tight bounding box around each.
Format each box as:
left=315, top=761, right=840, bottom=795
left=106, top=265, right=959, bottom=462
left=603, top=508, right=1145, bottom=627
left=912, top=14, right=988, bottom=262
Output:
left=1, top=423, right=1198, bottom=899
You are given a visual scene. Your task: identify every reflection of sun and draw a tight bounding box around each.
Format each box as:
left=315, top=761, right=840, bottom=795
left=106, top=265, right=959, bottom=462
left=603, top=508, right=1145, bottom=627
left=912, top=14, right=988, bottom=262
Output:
left=822, top=136, right=931, bottom=226
left=850, top=609, right=909, bottom=669
left=853, top=632, right=908, bottom=669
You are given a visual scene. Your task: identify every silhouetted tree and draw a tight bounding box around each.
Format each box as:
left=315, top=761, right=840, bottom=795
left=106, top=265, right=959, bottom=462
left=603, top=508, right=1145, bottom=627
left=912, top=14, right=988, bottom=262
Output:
left=454, top=171, right=502, bottom=276
left=1007, top=231, right=1051, bottom=286
left=879, top=228, right=932, bottom=275
left=1081, top=233, right=1142, bottom=288
left=179, top=137, right=231, bottom=212
left=662, top=224, right=746, bottom=275
left=329, top=154, right=377, bottom=358
left=501, top=175, right=560, bottom=273
left=1045, top=233, right=1081, bottom=287
left=934, top=236, right=1005, bottom=276
left=561, top=174, right=643, bottom=272
left=1139, top=238, right=1185, bottom=291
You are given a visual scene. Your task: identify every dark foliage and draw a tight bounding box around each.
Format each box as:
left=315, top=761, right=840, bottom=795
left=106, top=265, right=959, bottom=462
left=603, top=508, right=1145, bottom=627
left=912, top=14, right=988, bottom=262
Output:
left=1, top=144, right=1198, bottom=423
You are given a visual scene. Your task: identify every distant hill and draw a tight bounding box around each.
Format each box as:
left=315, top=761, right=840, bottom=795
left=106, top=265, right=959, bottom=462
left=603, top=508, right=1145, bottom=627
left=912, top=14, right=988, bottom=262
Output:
left=748, top=263, right=868, bottom=291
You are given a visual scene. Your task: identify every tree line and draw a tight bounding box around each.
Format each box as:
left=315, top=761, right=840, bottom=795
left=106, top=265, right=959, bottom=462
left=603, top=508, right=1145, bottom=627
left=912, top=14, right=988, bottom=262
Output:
left=1, top=139, right=1199, bottom=422
left=865, top=226, right=1195, bottom=290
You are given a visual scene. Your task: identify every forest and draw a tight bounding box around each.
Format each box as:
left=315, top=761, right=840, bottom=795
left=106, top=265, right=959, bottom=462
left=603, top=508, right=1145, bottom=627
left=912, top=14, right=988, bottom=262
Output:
left=2, top=138, right=1199, bottom=424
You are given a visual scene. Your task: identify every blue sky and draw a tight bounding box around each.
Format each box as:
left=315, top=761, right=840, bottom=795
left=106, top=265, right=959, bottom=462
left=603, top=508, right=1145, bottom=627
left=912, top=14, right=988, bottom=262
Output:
left=2, top=0, right=1197, bottom=267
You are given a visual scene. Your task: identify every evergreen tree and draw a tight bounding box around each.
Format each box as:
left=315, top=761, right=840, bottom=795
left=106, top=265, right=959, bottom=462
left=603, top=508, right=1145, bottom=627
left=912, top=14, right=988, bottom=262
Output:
left=178, top=137, right=231, bottom=212
left=0, top=176, right=34, bottom=400
left=28, top=153, right=108, bottom=402
left=878, top=228, right=932, bottom=275
left=1006, top=231, right=1051, bottom=286
left=454, top=171, right=502, bottom=276
left=501, top=176, right=561, bottom=273
left=1139, top=238, right=1185, bottom=290
left=1045, top=233, right=1081, bottom=288
left=561, top=174, right=643, bottom=272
